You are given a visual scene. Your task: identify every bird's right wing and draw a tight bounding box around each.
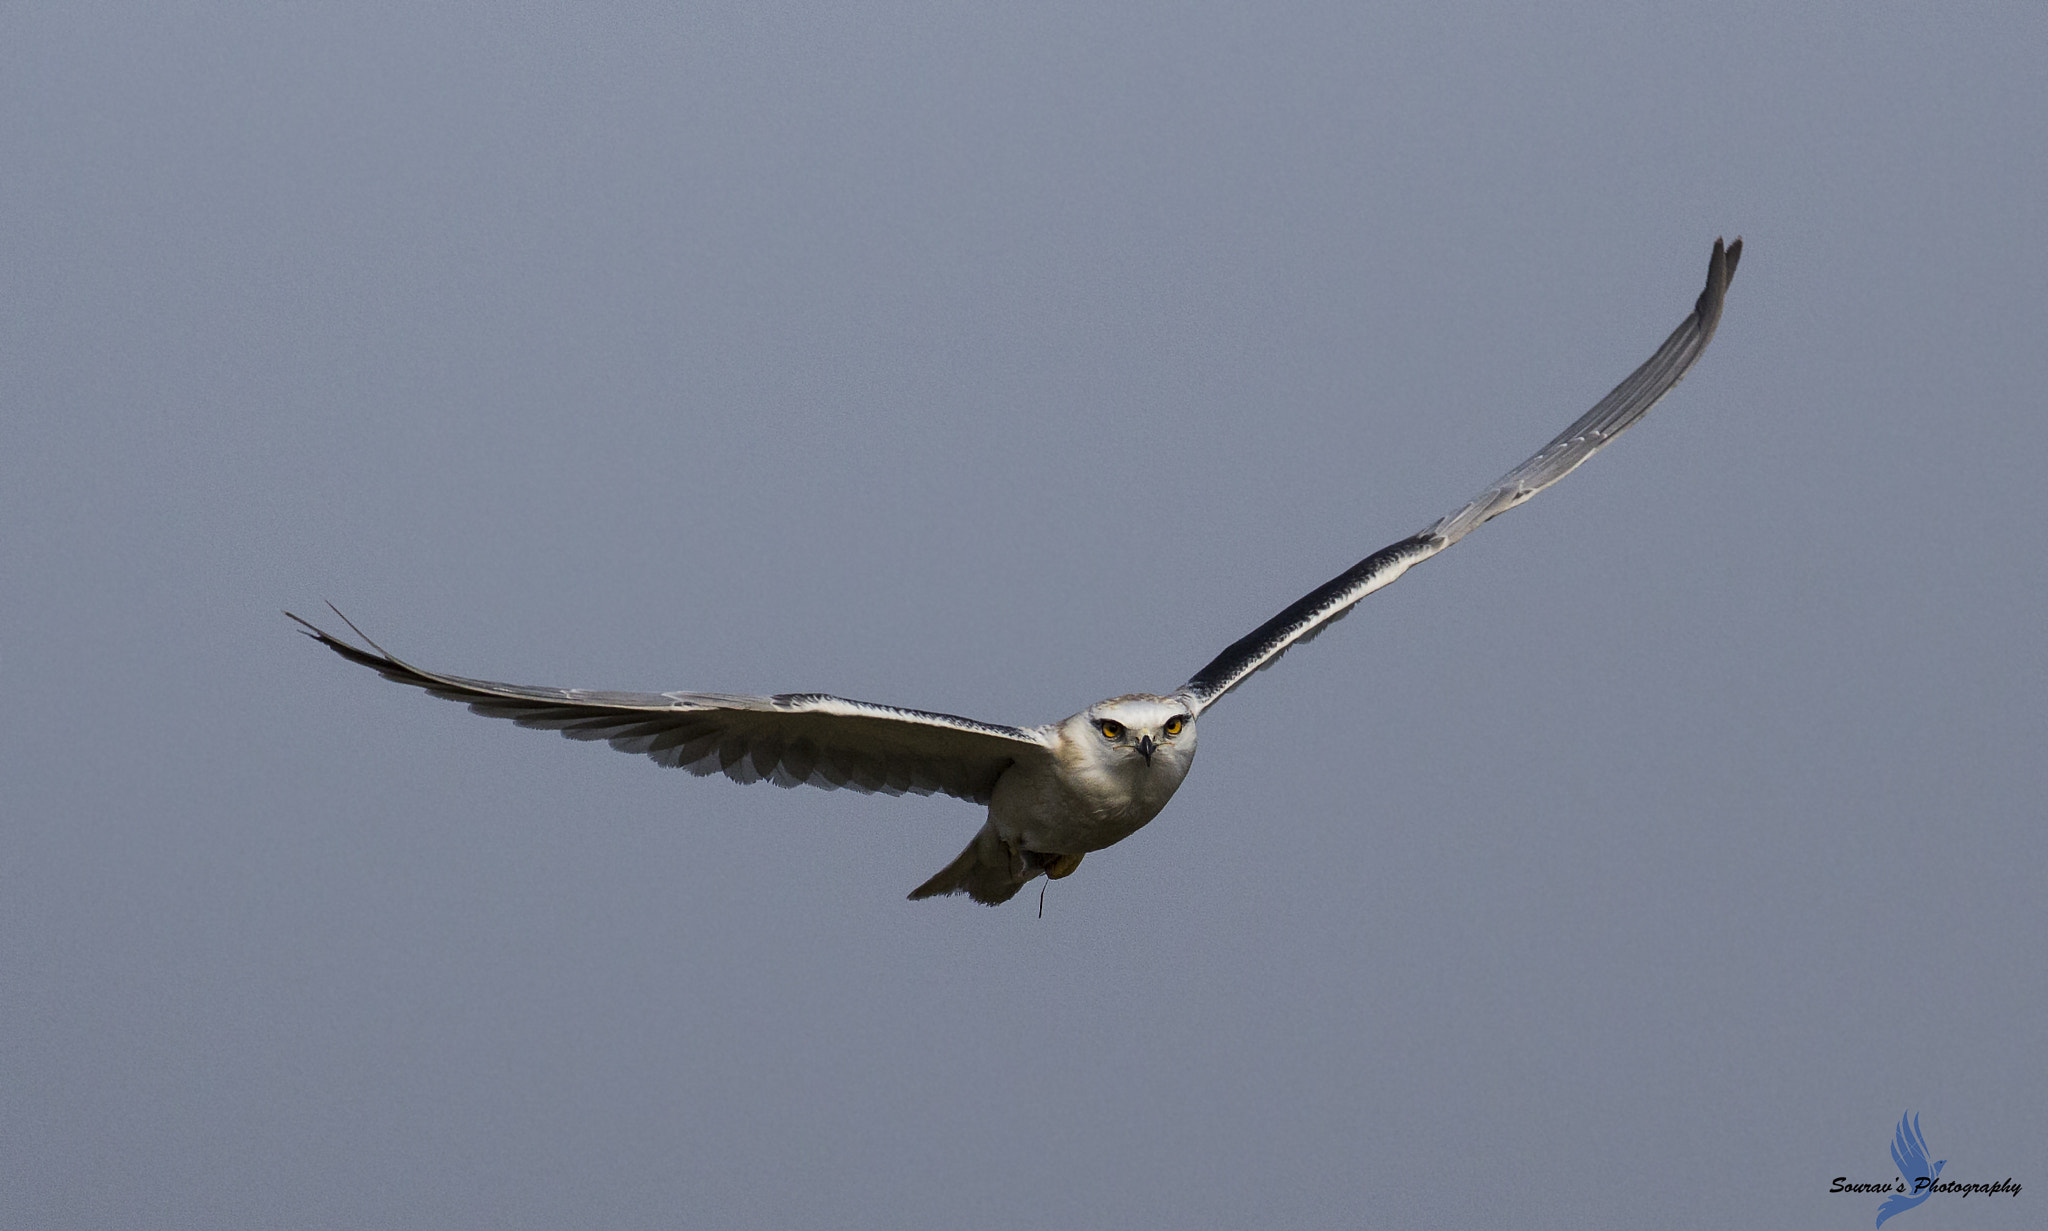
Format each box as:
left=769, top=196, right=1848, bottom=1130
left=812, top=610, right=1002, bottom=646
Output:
left=1890, top=1113, right=1931, bottom=1180
left=1177, top=237, right=1741, bottom=715
left=291, top=611, right=1053, bottom=804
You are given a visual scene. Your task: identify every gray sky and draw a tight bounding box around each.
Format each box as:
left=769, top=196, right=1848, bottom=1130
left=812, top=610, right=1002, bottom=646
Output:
left=5, top=3, right=2043, bottom=1227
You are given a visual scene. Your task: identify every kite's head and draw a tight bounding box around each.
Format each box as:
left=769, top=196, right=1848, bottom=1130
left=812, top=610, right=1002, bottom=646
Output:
left=1071, top=694, right=1197, bottom=780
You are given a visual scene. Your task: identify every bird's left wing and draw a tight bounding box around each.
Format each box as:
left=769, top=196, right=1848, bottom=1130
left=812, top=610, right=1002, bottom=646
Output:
left=291, top=611, right=1053, bottom=804
left=1177, top=237, right=1741, bottom=715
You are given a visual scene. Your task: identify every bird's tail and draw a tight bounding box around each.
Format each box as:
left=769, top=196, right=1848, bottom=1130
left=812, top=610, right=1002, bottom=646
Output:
left=908, top=822, right=1080, bottom=906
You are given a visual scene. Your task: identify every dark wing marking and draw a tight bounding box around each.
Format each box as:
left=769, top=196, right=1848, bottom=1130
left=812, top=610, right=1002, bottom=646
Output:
left=1179, top=237, right=1741, bottom=713
left=291, top=609, right=1052, bottom=804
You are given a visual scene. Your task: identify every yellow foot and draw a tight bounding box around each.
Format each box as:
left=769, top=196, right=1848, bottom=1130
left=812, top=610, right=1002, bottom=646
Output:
left=1044, top=852, right=1085, bottom=880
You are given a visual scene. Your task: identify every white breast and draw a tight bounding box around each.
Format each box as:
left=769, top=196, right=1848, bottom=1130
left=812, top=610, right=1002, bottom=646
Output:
left=990, top=718, right=1195, bottom=854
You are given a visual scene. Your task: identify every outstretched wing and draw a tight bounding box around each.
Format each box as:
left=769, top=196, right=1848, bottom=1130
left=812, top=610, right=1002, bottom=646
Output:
left=1889, top=1112, right=1931, bottom=1180
left=291, top=610, right=1052, bottom=804
left=1178, top=237, right=1741, bottom=714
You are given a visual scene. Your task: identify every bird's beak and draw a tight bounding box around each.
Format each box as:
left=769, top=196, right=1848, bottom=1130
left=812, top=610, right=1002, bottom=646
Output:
left=1137, top=734, right=1156, bottom=764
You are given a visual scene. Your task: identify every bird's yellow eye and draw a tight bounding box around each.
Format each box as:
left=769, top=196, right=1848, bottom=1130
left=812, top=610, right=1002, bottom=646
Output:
left=1097, top=720, right=1124, bottom=740
left=1164, top=716, right=1184, bottom=737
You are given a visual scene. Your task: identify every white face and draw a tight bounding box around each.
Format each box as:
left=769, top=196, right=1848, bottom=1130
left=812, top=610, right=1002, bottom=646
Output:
left=1079, top=695, right=1197, bottom=772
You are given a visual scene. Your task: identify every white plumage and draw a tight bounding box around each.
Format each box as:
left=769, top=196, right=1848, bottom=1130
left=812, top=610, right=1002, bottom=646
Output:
left=295, top=238, right=1740, bottom=905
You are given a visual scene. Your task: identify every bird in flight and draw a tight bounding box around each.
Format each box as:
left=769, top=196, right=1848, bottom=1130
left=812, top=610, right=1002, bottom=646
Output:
left=295, top=238, right=1740, bottom=906
left=1877, top=1111, right=1944, bottom=1227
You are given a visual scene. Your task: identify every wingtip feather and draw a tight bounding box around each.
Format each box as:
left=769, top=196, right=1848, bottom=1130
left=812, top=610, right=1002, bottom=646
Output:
left=1695, top=235, right=1743, bottom=326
